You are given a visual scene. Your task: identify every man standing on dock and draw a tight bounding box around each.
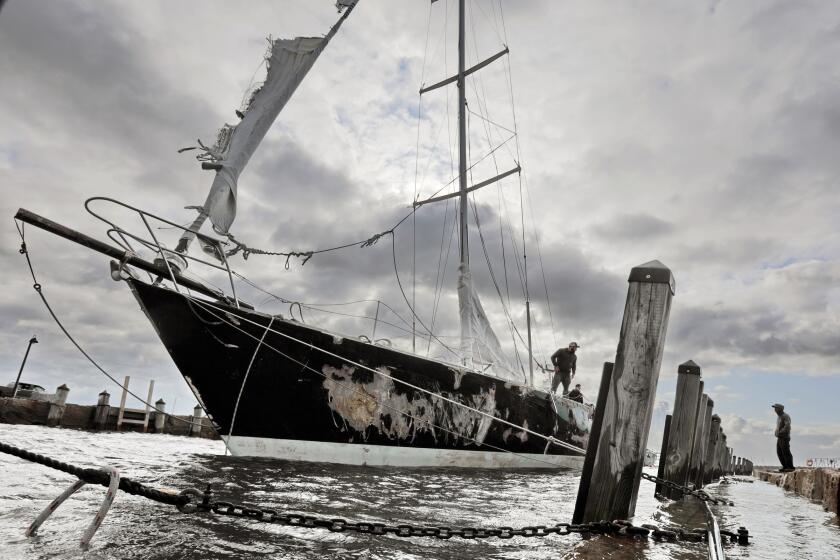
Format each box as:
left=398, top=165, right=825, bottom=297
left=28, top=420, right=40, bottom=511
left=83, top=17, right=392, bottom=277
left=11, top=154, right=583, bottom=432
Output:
left=773, top=403, right=795, bottom=472
left=550, top=342, right=579, bottom=396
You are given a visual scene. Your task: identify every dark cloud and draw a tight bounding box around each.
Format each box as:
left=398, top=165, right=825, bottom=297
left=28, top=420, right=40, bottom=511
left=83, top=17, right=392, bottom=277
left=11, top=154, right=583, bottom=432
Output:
left=590, top=213, right=674, bottom=242
left=1, top=0, right=838, bottom=437
left=669, top=304, right=840, bottom=360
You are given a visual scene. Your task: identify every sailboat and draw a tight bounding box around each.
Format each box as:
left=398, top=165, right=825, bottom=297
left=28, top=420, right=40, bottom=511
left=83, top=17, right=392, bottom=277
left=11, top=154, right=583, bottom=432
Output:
left=15, top=0, right=592, bottom=469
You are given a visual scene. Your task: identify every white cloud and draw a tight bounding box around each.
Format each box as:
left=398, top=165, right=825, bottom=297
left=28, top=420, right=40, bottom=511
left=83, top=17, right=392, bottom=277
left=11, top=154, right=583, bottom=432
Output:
left=0, top=0, right=838, bottom=447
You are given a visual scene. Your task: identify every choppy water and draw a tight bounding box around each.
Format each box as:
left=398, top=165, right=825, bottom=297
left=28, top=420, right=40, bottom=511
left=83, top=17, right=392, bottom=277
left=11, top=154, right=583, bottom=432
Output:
left=0, top=425, right=838, bottom=559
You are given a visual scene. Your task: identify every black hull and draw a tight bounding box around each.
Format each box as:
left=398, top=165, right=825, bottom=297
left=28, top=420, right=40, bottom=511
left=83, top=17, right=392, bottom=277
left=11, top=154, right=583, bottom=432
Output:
left=129, top=280, right=591, bottom=468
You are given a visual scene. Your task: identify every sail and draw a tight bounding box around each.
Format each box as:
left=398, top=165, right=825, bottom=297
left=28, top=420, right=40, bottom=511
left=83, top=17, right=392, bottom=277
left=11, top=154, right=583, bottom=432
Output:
left=177, top=1, right=358, bottom=253
left=457, top=265, right=522, bottom=381
left=198, top=36, right=330, bottom=234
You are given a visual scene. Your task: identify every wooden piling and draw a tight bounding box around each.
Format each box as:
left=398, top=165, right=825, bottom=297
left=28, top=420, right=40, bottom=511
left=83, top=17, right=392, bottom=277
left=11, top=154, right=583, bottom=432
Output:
left=572, top=362, right=614, bottom=523
left=116, top=375, right=130, bottom=430
left=715, top=431, right=727, bottom=480
left=577, top=260, right=675, bottom=522
left=94, top=390, right=110, bottom=430
left=703, top=414, right=720, bottom=484
left=153, top=399, right=166, bottom=432
left=654, top=414, right=672, bottom=498
left=688, top=390, right=708, bottom=487
left=694, top=396, right=713, bottom=488
left=142, top=380, right=155, bottom=432
left=190, top=405, right=203, bottom=437
left=46, top=384, right=69, bottom=426
left=663, top=360, right=702, bottom=498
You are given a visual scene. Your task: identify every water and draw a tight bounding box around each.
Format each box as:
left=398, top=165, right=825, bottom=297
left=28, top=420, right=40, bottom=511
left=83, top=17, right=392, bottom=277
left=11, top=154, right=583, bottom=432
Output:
left=1, top=425, right=838, bottom=559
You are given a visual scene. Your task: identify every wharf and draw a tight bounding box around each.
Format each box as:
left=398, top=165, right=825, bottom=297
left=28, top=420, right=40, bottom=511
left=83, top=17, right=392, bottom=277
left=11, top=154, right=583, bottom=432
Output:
left=754, top=467, right=840, bottom=514
left=0, top=393, right=217, bottom=439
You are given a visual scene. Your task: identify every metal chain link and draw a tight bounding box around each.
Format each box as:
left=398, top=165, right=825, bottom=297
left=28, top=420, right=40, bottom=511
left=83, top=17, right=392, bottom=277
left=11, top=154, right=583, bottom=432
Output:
left=641, top=472, right=735, bottom=506
left=1, top=441, right=749, bottom=546
left=189, top=487, right=749, bottom=545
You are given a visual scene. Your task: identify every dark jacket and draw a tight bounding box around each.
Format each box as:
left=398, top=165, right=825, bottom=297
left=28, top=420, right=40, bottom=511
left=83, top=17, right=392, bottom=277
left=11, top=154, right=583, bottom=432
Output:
left=775, top=412, right=791, bottom=438
left=551, top=348, right=577, bottom=374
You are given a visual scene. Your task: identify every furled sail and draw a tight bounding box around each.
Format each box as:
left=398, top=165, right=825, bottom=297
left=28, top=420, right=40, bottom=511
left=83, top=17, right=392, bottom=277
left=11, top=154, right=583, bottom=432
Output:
left=177, top=1, right=358, bottom=254
left=457, top=265, right=523, bottom=382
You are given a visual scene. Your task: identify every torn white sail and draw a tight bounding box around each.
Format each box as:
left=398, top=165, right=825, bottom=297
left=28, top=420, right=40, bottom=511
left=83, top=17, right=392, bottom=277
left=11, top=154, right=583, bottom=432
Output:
left=177, top=1, right=358, bottom=253
left=457, top=265, right=523, bottom=382
left=198, top=36, right=329, bottom=234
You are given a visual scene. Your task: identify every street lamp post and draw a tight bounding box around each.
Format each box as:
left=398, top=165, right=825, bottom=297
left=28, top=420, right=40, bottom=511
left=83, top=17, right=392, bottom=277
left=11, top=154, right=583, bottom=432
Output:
left=11, top=335, right=38, bottom=398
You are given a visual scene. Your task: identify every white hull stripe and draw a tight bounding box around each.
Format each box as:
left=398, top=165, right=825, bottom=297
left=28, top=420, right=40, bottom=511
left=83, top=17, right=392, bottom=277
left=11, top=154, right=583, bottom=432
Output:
left=223, top=436, right=584, bottom=470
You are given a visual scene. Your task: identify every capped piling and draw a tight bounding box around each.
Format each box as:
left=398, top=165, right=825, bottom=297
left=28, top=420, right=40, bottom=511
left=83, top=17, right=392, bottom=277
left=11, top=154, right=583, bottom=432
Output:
left=576, top=260, right=675, bottom=522
left=662, top=360, right=702, bottom=498
left=703, top=414, right=721, bottom=484
left=688, top=391, right=709, bottom=487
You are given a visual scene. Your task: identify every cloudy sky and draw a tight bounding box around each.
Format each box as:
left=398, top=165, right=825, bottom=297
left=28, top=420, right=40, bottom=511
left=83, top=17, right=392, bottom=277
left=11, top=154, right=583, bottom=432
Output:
left=1, top=0, right=838, bottom=466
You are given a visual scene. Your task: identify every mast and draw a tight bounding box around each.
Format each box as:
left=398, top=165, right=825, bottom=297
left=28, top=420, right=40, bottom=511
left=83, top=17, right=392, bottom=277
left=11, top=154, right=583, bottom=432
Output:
left=414, top=0, right=519, bottom=377
left=457, top=0, right=470, bottom=366
left=457, top=0, right=468, bottom=272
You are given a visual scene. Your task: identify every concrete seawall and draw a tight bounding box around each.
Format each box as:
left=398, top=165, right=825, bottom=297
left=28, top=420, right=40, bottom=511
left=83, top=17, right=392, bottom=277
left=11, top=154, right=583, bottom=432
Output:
left=755, top=468, right=840, bottom=515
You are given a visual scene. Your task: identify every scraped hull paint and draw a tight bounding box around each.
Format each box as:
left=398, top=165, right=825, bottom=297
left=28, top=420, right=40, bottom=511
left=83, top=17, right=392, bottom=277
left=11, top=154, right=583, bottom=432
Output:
left=129, top=280, right=593, bottom=469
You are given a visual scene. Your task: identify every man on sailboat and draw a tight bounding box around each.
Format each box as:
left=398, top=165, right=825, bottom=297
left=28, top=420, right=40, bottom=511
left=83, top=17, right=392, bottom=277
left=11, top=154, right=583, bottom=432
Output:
left=550, top=342, right=579, bottom=396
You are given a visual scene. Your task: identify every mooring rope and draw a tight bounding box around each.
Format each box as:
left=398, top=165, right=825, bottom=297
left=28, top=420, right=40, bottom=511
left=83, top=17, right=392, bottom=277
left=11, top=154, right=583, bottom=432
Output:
left=14, top=221, right=192, bottom=425
left=226, top=315, right=275, bottom=452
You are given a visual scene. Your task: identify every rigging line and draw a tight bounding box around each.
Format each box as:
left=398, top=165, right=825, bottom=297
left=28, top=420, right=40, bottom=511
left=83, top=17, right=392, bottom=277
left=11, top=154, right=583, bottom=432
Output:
left=296, top=306, right=433, bottom=341
left=427, top=198, right=458, bottom=356
left=230, top=272, right=437, bottom=342
left=426, top=198, right=451, bottom=355
left=464, top=108, right=523, bottom=377
left=463, top=24, right=521, bottom=329
left=471, top=0, right=505, bottom=46
left=413, top=5, right=431, bottom=357
left=412, top=99, right=421, bottom=353
left=301, top=303, right=414, bottom=333
left=496, top=1, right=559, bottom=351
left=227, top=316, right=275, bottom=454
left=390, top=231, right=460, bottom=359
left=230, top=273, right=415, bottom=331
left=187, top=295, right=584, bottom=455
left=466, top=106, right=516, bottom=136
left=13, top=221, right=191, bottom=426
left=411, top=1, right=438, bottom=354
left=185, top=299, right=568, bottom=468
left=524, top=173, right=559, bottom=349
left=470, top=193, right=527, bottom=382
left=463, top=38, right=526, bottom=376
left=224, top=132, right=515, bottom=267
left=443, top=0, right=456, bottom=179
left=417, top=132, right=517, bottom=203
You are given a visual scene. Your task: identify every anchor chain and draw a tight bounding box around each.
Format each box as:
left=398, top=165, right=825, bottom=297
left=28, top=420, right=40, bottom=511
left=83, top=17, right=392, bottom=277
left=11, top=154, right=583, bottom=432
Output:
left=641, top=472, right=735, bottom=506
left=0, top=442, right=190, bottom=508
left=186, top=488, right=749, bottom=544
left=1, top=441, right=750, bottom=546
left=197, top=496, right=710, bottom=542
